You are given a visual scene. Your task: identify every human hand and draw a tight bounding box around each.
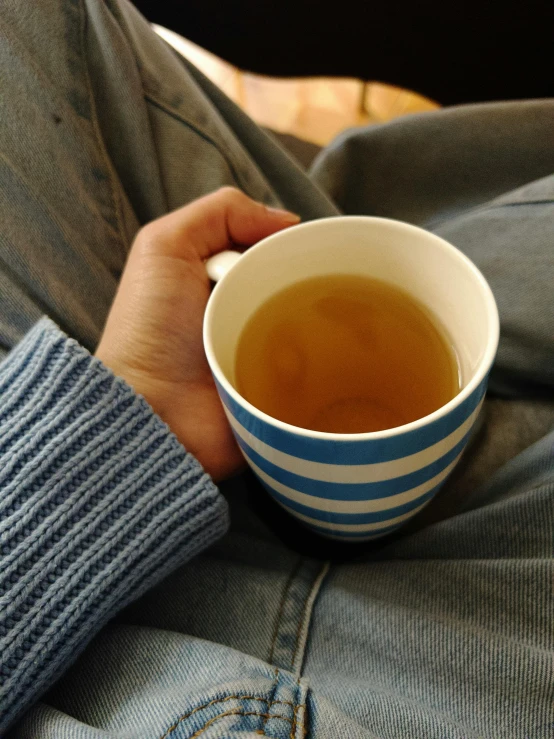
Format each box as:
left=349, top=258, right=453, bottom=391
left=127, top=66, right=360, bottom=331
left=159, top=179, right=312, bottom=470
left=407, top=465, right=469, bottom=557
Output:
left=96, top=187, right=300, bottom=481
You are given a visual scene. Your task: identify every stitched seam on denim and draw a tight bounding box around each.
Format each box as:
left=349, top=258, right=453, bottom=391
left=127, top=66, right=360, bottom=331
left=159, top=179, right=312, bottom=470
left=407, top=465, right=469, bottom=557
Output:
left=78, top=0, right=128, bottom=253
left=189, top=710, right=293, bottom=738
left=160, top=695, right=295, bottom=739
left=144, top=94, right=251, bottom=195
left=291, top=562, right=330, bottom=675
left=290, top=702, right=307, bottom=739
left=268, top=558, right=302, bottom=665
left=261, top=668, right=280, bottom=728
left=100, top=0, right=170, bottom=213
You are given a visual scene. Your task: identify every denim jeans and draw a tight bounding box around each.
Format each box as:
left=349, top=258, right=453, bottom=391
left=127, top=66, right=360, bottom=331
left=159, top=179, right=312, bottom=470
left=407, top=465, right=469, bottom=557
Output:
left=1, top=1, right=553, bottom=737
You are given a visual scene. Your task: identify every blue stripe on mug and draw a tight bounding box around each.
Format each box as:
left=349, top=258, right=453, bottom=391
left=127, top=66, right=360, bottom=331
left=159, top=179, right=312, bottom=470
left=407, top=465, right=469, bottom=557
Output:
left=246, top=450, right=460, bottom=514
left=234, top=429, right=472, bottom=501
left=225, top=400, right=483, bottom=482
left=288, top=505, right=424, bottom=533
left=258, top=477, right=443, bottom=524
left=215, top=377, right=487, bottom=465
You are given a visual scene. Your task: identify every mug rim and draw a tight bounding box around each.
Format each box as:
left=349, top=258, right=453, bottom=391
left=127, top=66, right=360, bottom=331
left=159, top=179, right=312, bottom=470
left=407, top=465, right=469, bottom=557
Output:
left=203, top=215, right=499, bottom=441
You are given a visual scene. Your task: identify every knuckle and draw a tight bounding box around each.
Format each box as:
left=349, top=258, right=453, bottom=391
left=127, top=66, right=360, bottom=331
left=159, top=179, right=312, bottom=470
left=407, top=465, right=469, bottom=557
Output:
left=216, top=185, right=246, bottom=205
left=217, top=185, right=240, bottom=197
left=134, top=221, right=162, bottom=255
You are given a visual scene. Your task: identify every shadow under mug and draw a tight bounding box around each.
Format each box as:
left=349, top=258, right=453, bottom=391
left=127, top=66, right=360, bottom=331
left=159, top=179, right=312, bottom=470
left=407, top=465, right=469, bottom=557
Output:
left=203, top=216, right=499, bottom=542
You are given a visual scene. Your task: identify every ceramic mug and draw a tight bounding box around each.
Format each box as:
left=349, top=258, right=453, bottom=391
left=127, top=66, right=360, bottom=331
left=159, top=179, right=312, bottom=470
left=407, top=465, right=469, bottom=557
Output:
left=203, top=216, right=499, bottom=541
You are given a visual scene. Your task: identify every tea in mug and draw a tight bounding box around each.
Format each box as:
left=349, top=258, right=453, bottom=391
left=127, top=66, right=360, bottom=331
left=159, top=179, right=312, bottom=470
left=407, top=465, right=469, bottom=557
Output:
left=235, top=274, right=460, bottom=434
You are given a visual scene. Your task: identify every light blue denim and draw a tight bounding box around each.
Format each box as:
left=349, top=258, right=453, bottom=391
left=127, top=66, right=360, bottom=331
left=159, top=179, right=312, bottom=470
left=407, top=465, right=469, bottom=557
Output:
left=1, top=0, right=553, bottom=737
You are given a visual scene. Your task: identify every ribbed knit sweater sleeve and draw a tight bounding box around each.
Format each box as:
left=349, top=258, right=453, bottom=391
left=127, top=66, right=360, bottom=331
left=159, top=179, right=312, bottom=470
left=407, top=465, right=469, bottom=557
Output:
left=0, top=318, right=229, bottom=731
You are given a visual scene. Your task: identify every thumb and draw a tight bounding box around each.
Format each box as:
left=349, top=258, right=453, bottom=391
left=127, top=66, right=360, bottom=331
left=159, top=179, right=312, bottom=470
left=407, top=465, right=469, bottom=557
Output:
left=140, top=187, right=301, bottom=260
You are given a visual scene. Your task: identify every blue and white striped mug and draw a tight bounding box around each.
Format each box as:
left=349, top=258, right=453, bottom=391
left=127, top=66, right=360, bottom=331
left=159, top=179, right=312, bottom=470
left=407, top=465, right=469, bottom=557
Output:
left=204, top=216, right=499, bottom=541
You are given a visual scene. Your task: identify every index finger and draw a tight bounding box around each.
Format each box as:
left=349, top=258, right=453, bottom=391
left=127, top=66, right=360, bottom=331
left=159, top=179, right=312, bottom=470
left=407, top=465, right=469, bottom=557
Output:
left=138, top=187, right=300, bottom=261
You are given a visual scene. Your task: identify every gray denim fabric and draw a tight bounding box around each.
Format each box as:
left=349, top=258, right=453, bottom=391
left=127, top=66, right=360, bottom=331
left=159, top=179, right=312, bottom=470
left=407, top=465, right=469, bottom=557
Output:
left=1, top=0, right=553, bottom=737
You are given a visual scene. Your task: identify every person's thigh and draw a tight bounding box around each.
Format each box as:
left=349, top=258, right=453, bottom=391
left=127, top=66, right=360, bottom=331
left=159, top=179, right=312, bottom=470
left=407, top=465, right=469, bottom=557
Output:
left=303, top=422, right=554, bottom=738
left=303, top=115, right=554, bottom=738
left=311, top=100, right=554, bottom=228
left=0, top=0, right=130, bottom=353
left=0, top=0, right=336, bottom=359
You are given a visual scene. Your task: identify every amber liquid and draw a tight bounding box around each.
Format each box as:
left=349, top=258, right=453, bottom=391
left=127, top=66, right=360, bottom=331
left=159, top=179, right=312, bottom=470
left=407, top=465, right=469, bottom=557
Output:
left=235, top=275, right=460, bottom=433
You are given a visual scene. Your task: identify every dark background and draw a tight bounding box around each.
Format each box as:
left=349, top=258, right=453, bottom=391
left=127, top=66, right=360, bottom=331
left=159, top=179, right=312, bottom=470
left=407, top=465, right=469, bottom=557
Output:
left=133, top=0, right=553, bottom=105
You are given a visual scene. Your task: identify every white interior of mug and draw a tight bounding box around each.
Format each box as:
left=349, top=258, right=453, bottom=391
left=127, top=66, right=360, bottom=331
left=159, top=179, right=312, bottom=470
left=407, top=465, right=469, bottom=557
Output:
left=204, top=216, right=499, bottom=436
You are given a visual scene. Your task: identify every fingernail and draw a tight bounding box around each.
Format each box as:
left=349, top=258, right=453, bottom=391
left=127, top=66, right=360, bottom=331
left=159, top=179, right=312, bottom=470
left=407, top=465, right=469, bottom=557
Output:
left=266, top=206, right=301, bottom=223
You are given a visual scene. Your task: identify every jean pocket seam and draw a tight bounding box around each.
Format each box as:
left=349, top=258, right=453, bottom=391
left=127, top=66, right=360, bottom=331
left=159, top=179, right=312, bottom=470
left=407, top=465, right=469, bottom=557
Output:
left=144, top=93, right=253, bottom=197
left=160, top=693, right=297, bottom=739
left=188, top=709, right=293, bottom=738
